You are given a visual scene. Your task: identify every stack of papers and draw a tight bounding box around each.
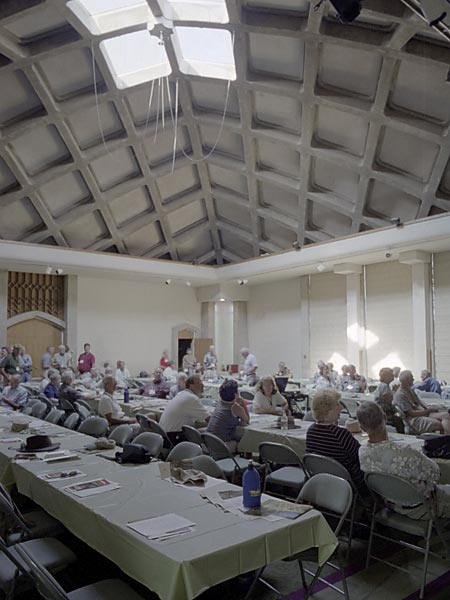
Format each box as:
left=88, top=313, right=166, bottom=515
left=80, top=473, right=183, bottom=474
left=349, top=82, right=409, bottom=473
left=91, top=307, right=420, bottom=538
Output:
left=64, top=478, right=120, bottom=497
left=128, top=514, right=195, bottom=541
left=40, top=450, right=79, bottom=463
left=39, top=469, right=86, bottom=482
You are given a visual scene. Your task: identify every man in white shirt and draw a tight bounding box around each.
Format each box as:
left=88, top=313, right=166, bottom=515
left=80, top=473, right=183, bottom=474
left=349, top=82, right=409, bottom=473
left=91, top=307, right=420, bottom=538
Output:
left=357, top=401, right=450, bottom=518
left=159, top=375, right=210, bottom=443
left=98, top=375, right=139, bottom=434
left=163, top=361, right=177, bottom=382
left=52, top=345, right=70, bottom=372
left=0, top=374, right=28, bottom=410
left=241, top=348, right=258, bottom=386
left=115, top=361, right=130, bottom=389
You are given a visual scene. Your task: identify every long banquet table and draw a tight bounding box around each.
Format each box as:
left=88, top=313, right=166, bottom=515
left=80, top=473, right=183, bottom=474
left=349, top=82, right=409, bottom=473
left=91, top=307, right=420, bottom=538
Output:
left=0, top=409, right=337, bottom=600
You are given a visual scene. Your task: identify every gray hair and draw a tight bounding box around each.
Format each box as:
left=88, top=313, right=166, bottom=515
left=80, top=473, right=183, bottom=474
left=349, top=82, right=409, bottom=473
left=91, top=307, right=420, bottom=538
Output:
left=103, top=375, right=116, bottom=388
left=61, top=371, right=73, bottom=384
left=311, top=388, right=341, bottom=422
left=356, top=401, right=385, bottom=433
left=49, top=373, right=61, bottom=383
left=9, top=374, right=20, bottom=385
left=399, top=370, right=413, bottom=384
left=421, top=369, right=431, bottom=378
left=241, top=347, right=249, bottom=354
left=176, top=372, right=187, bottom=383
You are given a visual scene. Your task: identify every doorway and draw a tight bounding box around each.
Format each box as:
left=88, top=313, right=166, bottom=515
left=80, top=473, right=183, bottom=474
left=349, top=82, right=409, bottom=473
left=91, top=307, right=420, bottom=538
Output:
left=7, top=318, right=63, bottom=377
left=177, top=328, right=194, bottom=370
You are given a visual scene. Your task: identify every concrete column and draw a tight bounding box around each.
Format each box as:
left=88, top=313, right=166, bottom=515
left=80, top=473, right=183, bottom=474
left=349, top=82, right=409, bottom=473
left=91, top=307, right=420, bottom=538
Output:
left=233, top=301, right=248, bottom=364
left=214, top=301, right=234, bottom=367
left=200, top=302, right=215, bottom=339
left=0, top=271, right=7, bottom=346
left=64, top=275, right=78, bottom=353
left=346, top=272, right=364, bottom=373
left=399, top=251, right=432, bottom=375
left=299, top=275, right=310, bottom=377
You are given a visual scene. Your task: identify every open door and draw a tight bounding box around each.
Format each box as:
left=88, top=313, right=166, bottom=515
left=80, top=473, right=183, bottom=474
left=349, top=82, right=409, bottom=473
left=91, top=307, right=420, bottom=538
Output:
left=192, top=338, right=213, bottom=366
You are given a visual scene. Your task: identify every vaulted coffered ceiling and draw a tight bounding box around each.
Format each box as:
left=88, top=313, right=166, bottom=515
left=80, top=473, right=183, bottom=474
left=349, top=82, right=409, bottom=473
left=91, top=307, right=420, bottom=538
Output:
left=0, top=0, right=449, bottom=265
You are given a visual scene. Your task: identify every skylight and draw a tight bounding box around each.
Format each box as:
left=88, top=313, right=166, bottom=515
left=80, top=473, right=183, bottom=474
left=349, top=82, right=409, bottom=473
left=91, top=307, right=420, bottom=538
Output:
left=67, top=0, right=154, bottom=35
left=157, top=0, right=229, bottom=24
left=172, top=27, right=236, bottom=80
left=100, top=30, right=171, bottom=89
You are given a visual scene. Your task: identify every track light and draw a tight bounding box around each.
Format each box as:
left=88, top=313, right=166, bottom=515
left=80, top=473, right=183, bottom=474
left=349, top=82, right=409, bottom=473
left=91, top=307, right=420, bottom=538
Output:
left=165, top=279, right=171, bottom=285
left=237, top=279, right=248, bottom=286
left=292, top=241, right=301, bottom=251
left=45, top=266, right=52, bottom=275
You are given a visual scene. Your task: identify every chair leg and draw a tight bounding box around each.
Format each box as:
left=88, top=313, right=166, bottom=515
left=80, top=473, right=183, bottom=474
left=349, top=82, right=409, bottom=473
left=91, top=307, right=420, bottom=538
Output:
left=337, top=554, right=350, bottom=600
left=304, top=564, right=325, bottom=600
left=243, top=566, right=265, bottom=600
left=346, top=497, right=356, bottom=559
left=420, top=521, right=433, bottom=600
left=298, top=559, right=308, bottom=590
left=365, top=505, right=376, bottom=569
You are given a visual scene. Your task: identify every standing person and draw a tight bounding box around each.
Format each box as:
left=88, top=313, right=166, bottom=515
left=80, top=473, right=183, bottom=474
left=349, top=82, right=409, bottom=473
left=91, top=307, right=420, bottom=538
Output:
left=52, top=345, right=71, bottom=372
left=77, top=343, right=95, bottom=375
left=182, top=348, right=196, bottom=375
left=391, top=366, right=401, bottom=393
left=160, top=350, right=170, bottom=369
left=253, top=376, right=289, bottom=415
left=115, top=361, right=130, bottom=389
left=18, top=346, right=33, bottom=382
left=41, top=346, right=54, bottom=378
left=241, top=348, right=258, bottom=386
left=203, top=346, right=217, bottom=371
left=207, top=379, right=250, bottom=452
left=0, top=345, right=21, bottom=381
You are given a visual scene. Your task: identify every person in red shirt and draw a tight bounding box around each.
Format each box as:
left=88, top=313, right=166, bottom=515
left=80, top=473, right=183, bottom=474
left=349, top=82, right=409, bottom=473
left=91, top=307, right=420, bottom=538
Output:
left=77, top=343, right=95, bottom=374
left=159, top=350, right=170, bottom=369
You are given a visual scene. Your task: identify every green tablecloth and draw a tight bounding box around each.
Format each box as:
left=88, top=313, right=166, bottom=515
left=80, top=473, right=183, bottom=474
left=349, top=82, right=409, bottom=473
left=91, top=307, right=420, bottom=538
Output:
left=0, top=410, right=338, bottom=600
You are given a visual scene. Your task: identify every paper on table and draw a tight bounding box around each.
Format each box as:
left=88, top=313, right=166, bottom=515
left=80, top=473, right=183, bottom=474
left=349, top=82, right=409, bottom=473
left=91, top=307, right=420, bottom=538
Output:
left=39, top=469, right=86, bottom=482
left=40, top=450, right=79, bottom=463
left=0, top=437, right=23, bottom=443
left=64, top=479, right=120, bottom=497
left=127, top=513, right=195, bottom=539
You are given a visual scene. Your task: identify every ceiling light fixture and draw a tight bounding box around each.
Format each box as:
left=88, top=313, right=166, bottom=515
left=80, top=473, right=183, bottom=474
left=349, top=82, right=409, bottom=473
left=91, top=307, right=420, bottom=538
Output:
left=45, top=266, right=52, bottom=275
left=165, top=279, right=172, bottom=285
left=186, top=281, right=192, bottom=286
left=237, top=279, right=248, bottom=286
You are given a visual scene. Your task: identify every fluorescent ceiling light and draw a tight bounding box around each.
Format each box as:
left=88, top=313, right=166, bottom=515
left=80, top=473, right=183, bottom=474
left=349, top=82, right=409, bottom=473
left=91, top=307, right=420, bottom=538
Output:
left=172, top=27, right=236, bottom=80
left=157, top=0, right=229, bottom=24
left=67, top=0, right=154, bottom=35
left=100, top=30, right=171, bottom=89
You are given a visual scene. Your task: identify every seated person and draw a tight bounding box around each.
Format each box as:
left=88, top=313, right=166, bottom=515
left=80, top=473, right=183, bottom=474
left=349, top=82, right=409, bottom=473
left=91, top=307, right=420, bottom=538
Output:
left=43, top=372, right=61, bottom=401
left=79, top=367, right=102, bottom=389
left=253, top=376, right=289, bottom=415
left=98, top=376, right=139, bottom=434
left=276, top=361, right=290, bottom=377
left=115, top=361, right=130, bottom=389
left=206, top=380, right=250, bottom=453
left=0, top=374, right=28, bottom=410
left=414, top=369, right=442, bottom=395
left=357, top=401, right=450, bottom=518
left=58, top=371, right=82, bottom=411
left=373, top=367, right=404, bottom=433
left=163, top=361, right=177, bottom=382
left=203, top=346, right=217, bottom=371
left=394, top=370, right=450, bottom=434
left=159, top=375, right=210, bottom=444
left=169, top=372, right=187, bottom=400
left=314, top=363, right=333, bottom=389
left=306, top=388, right=365, bottom=491
left=327, top=362, right=339, bottom=386
left=338, top=364, right=350, bottom=390
left=141, top=369, right=170, bottom=398
left=313, top=360, right=326, bottom=384
left=40, top=368, right=59, bottom=393
left=344, top=364, right=367, bottom=392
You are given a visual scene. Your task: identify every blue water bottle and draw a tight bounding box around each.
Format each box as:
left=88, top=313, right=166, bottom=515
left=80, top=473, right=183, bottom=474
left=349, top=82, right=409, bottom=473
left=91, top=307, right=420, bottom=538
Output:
left=242, top=460, right=261, bottom=509
left=123, top=388, right=130, bottom=403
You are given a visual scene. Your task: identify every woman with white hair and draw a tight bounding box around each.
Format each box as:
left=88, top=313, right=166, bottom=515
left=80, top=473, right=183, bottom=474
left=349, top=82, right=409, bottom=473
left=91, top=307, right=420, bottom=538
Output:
left=306, top=388, right=365, bottom=491
left=169, top=372, right=188, bottom=399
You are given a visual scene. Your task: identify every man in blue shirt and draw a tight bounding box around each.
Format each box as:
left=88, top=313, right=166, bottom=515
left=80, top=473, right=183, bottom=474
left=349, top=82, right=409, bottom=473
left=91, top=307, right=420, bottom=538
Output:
left=414, top=369, right=442, bottom=395
left=43, top=372, right=61, bottom=401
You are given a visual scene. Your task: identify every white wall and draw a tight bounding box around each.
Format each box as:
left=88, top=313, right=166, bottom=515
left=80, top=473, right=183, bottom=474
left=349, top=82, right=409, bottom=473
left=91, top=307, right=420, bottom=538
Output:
left=248, top=278, right=302, bottom=377
left=76, top=277, right=201, bottom=375
left=434, top=251, right=450, bottom=381
left=215, top=300, right=233, bottom=367
left=365, top=262, right=414, bottom=378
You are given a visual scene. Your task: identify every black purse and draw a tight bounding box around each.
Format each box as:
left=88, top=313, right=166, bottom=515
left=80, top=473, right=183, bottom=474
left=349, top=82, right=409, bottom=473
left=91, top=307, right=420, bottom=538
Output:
left=115, top=443, right=152, bottom=464
left=422, top=435, right=450, bottom=459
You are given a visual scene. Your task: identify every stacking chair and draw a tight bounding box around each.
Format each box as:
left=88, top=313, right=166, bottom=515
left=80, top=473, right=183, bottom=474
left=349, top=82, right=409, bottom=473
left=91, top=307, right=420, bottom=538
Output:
left=30, top=402, right=47, bottom=420
left=77, top=416, right=108, bottom=438
left=63, top=413, right=80, bottom=430
left=133, top=432, right=164, bottom=458
left=0, top=535, right=76, bottom=600
left=38, top=394, right=57, bottom=410
left=258, top=442, right=307, bottom=499
left=45, top=408, right=65, bottom=425
left=201, top=432, right=250, bottom=483
left=190, top=455, right=226, bottom=479
left=365, top=472, right=449, bottom=600
left=15, top=542, right=146, bottom=600
left=166, top=442, right=203, bottom=462
left=136, top=415, right=173, bottom=457
left=245, top=474, right=353, bottom=600
left=303, top=453, right=367, bottom=557
left=74, top=398, right=94, bottom=414
left=74, top=402, right=91, bottom=420
left=393, top=404, right=418, bottom=435
left=108, top=424, right=133, bottom=447
left=181, top=425, right=203, bottom=446
left=0, top=484, right=64, bottom=545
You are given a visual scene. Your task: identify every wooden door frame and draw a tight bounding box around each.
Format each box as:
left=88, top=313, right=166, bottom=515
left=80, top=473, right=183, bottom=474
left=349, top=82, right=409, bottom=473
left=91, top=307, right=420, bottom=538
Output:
left=7, top=311, right=66, bottom=331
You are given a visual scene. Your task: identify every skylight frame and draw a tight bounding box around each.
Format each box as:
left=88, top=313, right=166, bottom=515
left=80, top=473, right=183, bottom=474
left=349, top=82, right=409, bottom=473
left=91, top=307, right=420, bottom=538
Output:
left=67, top=0, right=155, bottom=35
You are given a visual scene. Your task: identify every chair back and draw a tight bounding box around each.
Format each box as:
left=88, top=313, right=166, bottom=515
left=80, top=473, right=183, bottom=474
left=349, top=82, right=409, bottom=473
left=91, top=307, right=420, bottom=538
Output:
left=74, top=403, right=90, bottom=420
left=133, top=432, right=164, bottom=457
left=181, top=425, right=203, bottom=446
left=59, top=397, right=76, bottom=412
left=135, top=413, right=153, bottom=432
left=240, top=390, right=255, bottom=402
left=140, top=417, right=173, bottom=448
left=63, top=413, right=80, bottom=430
left=392, top=403, right=415, bottom=435
left=190, top=455, right=226, bottom=479
left=22, top=406, right=33, bottom=415
left=77, top=416, right=108, bottom=438
left=201, top=432, right=232, bottom=461
left=31, top=401, right=47, bottom=419
left=15, top=543, right=69, bottom=600
left=45, top=408, right=65, bottom=425
left=303, top=453, right=352, bottom=483
left=0, top=484, right=32, bottom=540
left=298, top=473, right=353, bottom=535
left=259, top=442, right=303, bottom=467
left=74, top=398, right=94, bottom=413
left=108, top=424, right=133, bottom=447
left=365, top=472, right=425, bottom=508
left=166, top=442, right=203, bottom=462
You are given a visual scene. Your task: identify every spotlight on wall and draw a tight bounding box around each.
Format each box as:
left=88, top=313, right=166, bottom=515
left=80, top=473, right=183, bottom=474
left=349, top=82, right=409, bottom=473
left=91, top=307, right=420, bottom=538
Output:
left=55, top=268, right=64, bottom=275
left=237, top=279, right=248, bottom=286
left=292, top=241, right=301, bottom=251
left=186, top=281, right=192, bottom=286
left=219, top=297, right=226, bottom=302
left=388, top=217, right=403, bottom=228
left=316, top=263, right=326, bottom=272
left=45, top=266, right=52, bottom=275
left=165, top=279, right=172, bottom=285
left=385, top=250, right=392, bottom=259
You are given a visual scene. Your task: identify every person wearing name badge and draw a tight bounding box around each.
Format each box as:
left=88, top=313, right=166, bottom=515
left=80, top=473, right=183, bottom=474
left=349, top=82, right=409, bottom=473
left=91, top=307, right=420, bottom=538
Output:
left=142, top=368, right=170, bottom=399
left=77, top=343, right=95, bottom=375
left=0, top=345, right=22, bottom=382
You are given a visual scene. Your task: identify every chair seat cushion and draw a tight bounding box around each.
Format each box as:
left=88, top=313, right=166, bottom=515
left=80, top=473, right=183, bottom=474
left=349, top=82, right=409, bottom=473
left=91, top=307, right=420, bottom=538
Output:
left=266, top=466, right=306, bottom=489
left=375, top=507, right=430, bottom=537
left=216, top=457, right=249, bottom=476
left=7, top=509, right=65, bottom=545
left=68, top=579, right=145, bottom=600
